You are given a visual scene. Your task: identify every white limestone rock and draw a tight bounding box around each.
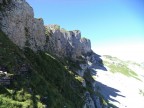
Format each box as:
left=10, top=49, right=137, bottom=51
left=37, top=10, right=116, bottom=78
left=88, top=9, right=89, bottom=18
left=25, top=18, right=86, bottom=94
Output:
left=45, top=25, right=92, bottom=60
left=0, top=0, right=46, bottom=50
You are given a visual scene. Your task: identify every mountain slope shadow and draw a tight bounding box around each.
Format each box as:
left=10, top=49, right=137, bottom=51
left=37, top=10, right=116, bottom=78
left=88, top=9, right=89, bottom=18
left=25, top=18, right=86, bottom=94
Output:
left=86, top=52, right=125, bottom=108
left=87, top=52, right=107, bottom=71
left=87, top=52, right=107, bottom=76
left=95, top=81, right=125, bottom=102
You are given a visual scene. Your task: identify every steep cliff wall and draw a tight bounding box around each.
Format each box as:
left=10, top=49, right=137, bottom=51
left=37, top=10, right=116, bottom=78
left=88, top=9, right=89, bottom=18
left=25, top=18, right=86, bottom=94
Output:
left=0, top=0, right=91, bottom=59
left=45, top=25, right=91, bottom=59
left=0, top=0, right=108, bottom=108
left=0, top=0, right=46, bottom=51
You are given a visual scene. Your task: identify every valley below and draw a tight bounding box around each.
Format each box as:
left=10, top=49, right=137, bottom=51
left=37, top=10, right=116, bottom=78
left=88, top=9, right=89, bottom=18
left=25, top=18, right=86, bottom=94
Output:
left=93, top=55, right=144, bottom=108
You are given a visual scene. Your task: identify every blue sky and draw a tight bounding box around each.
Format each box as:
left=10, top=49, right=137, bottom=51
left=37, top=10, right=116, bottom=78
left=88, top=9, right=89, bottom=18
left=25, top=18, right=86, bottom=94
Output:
left=26, top=0, right=144, bottom=62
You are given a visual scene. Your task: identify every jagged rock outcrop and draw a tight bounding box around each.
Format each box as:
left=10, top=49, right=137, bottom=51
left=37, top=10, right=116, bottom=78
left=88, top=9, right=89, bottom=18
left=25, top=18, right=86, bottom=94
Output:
left=45, top=24, right=92, bottom=59
left=83, top=92, right=95, bottom=108
left=76, top=63, right=89, bottom=77
left=77, top=53, right=108, bottom=108
left=0, top=0, right=91, bottom=57
left=0, top=1, right=107, bottom=108
left=0, top=0, right=46, bottom=51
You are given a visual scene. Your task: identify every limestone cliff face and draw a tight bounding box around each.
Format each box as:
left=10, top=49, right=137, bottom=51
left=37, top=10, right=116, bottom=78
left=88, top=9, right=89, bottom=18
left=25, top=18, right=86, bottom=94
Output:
left=0, top=1, right=98, bottom=107
left=0, top=0, right=46, bottom=51
left=0, top=0, right=91, bottom=58
left=45, top=25, right=92, bottom=59
left=75, top=53, right=108, bottom=108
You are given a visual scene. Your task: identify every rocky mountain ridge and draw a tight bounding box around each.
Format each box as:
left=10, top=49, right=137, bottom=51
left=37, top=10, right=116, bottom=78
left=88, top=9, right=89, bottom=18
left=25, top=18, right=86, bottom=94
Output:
left=0, top=0, right=46, bottom=50
left=0, top=0, right=91, bottom=60
left=45, top=25, right=91, bottom=59
left=1, top=1, right=143, bottom=108
left=0, top=0, right=107, bottom=108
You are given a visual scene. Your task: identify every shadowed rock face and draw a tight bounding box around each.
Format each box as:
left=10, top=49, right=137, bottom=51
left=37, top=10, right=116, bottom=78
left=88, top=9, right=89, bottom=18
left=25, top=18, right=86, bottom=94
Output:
left=0, top=0, right=46, bottom=51
left=45, top=25, right=92, bottom=60
left=0, top=0, right=105, bottom=108
left=0, top=1, right=92, bottom=59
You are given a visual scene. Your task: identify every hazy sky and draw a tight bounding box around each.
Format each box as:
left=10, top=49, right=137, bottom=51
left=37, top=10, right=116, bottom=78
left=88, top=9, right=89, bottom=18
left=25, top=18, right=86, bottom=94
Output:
left=26, top=0, right=144, bottom=62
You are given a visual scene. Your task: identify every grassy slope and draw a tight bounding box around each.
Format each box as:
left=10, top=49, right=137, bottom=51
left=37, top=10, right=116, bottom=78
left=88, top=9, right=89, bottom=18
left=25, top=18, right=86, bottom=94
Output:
left=0, top=30, right=86, bottom=108
left=103, top=55, right=140, bottom=80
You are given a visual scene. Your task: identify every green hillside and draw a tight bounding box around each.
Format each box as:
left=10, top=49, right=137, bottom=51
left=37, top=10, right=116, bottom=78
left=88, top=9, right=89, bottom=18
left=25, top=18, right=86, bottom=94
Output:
left=103, top=55, right=140, bottom=80
left=0, top=30, right=86, bottom=108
